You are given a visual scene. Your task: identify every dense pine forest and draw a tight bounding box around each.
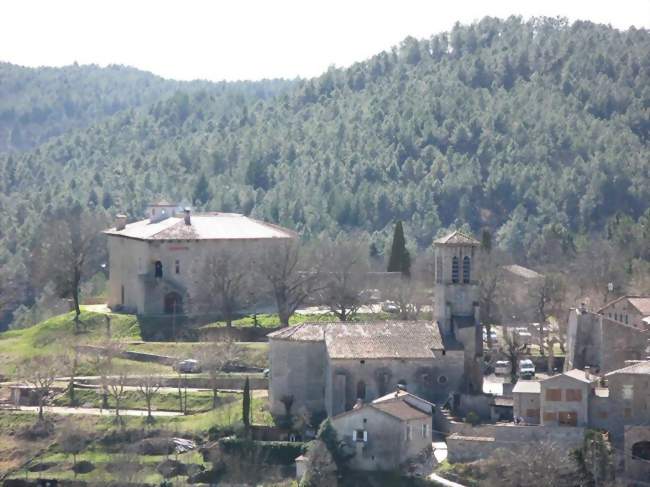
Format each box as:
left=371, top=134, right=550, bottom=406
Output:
left=0, top=16, right=649, bottom=327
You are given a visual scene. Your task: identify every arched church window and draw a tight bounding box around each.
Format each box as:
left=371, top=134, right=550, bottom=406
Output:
left=356, top=381, right=366, bottom=400
left=451, top=257, right=459, bottom=283
left=154, top=261, right=163, bottom=278
left=463, top=256, right=471, bottom=283
left=436, top=256, right=443, bottom=283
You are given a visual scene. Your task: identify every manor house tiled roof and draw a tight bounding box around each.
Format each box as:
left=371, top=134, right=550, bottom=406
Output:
left=104, top=213, right=296, bottom=241
left=268, top=321, right=446, bottom=359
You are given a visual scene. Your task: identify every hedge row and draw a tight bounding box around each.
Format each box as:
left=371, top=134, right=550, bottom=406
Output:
left=218, top=438, right=306, bottom=465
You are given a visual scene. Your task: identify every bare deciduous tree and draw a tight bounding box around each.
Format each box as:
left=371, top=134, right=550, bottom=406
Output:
left=259, top=241, right=324, bottom=326
left=319, top=239, right=370, bottom=321
left=17, top=355, right=62, bottom=421
left=477, top=248, right=510, bottom=349
left=137, top=374, right=161, bottom=422
left=58, top=419, right=87, bottom=475
left=34, top=205, right=108, bottom=331
left=533, top=273, right=566, bottom=357
left=197, top=340, right=242, bottom=409
left=501, top=330, right=525, bottom=384
left=61, top=342, right=81, bottom=407
left=84, top=339, right=125, bottom=410
left=105, top=365, right=129, bottom=422
left=193, top=248, right=253, bottom=327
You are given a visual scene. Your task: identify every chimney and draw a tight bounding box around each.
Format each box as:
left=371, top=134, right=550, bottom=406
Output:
left=184, top=208, right=191, bottom=226
left=585, top=366, right=590, bottom=381
left=115, top=214, right=127, bottom=231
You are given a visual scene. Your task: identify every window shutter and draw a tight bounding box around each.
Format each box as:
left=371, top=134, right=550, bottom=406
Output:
left=363, top=431, right=368, bottom=442
left=352, top=430, right=357, bottom=442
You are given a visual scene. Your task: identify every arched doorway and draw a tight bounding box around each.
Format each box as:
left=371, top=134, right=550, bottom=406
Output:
left=164, top=292, right=183, bottom=314
left=632, top=441, right=650, bottom=461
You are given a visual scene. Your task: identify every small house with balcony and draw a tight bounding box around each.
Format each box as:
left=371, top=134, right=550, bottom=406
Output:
left=104, top=202, right=296, bottom=316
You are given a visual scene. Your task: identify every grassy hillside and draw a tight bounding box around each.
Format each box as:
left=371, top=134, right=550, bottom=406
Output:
left=0, top=310, right=143, bottom=376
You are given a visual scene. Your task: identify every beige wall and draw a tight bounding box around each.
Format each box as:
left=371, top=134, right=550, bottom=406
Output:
left=268, top=339, right=327, bottom=417
left=331, top=406, right=431, bottom=470
left=513, top=391, right=540, bottom=425
left=433, top=244, right=479, bottom=327
left=107, top=236, right=287, bottom=315
left=600, top=299, right=646, bottom=330
left=325, top=352, right=465, bottom=416
left=540, top=376, right=590, bottom=427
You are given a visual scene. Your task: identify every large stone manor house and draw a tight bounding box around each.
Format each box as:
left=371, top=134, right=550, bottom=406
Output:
left=104, top=202, right=295, bottom=315
left=268, top=230, right=483, bottom=417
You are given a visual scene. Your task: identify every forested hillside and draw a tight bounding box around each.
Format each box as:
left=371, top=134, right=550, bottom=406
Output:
left=0, top=63, right=198, bottom=152
left=1, top=17, right=649, bottom=325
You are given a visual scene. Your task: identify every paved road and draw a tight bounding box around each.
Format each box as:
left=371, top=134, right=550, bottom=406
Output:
left=0, top=405, right=183, bottom=417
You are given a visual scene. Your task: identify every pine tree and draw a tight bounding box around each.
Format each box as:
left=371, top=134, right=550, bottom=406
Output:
left=192, top=173, right=211, bottom=206
left=242, top=376, right=251, bottom=429
left=387, top=220, right=411, bottom=277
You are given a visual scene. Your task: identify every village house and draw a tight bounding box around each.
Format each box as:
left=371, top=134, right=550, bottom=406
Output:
left=565, top=305, right=648, bottom=374
left=104, top=202, right=295, bottom=315
left=268, top=231, right=484, bottom=420
left=330, top=390, right=433, bottom=471
left=539, top=369, right=596, bottom=427
left=598, top=295, right=650, bottom=331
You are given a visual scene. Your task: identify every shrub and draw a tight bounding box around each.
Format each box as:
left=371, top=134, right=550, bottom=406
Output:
left=466, top=411, right=480, bottom=426
left=218, top=438, right=305, bottom=465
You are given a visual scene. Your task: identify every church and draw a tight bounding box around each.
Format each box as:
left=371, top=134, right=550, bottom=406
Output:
left=268, top=230, right=483, bottom=417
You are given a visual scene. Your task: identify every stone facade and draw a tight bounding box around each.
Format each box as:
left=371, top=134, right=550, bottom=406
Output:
left=330, top=392, right=433, bottom=471
left=624, top=425, right=650, bottom=483
left=598, top=296, right=650, bottom=331
left=268, top=321, right=465, bottom=417
left=433, top=231, right=483, bottom=394
left=105, top=204, right=295, bottom=316
left=604, top=361, right=650, bottom=443
left=512, top=381, right=540, bottom=424
left=565, top=307, right=648, bottom=374
left=540, top=370, right=595, bottom=427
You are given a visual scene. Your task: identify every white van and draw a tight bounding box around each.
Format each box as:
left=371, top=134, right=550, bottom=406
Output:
left=519, top=359, right=535, bottom=378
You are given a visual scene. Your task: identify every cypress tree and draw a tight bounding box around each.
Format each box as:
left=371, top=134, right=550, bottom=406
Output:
left=242, top=376, right=251, bottom=429
left=387, top=220, right=411, bottom=277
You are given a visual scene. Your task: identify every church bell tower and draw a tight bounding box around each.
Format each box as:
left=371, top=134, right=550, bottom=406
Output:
left=433, top=230, right=483, bottom=393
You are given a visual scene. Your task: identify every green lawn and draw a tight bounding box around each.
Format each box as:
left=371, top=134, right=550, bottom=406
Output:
left=200, top=311, right=395, bottom=330
left=52, top=388, right=229, bottom=413
left=3, top=391, right=273, bottom=483
left=0, top=311, right=143, bottom=377
left=129, top=341, right=269, bottom=369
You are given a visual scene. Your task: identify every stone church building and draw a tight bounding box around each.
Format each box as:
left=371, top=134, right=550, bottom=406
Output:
left=268, top=230, right=483, bottom=417
left=104, top=202, right=295, bottom=315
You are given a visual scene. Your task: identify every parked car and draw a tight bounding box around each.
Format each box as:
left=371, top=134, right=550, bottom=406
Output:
left=494, top=360, right=511, bottom=376
left=174, top=359, right=201, bottom=373
left=519, top=359, right=535, bottom=378
left=381, top=302, right=399, bottom=313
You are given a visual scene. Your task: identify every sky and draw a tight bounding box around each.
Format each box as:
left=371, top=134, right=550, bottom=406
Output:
left=1, top=0, right=648, bottom=81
